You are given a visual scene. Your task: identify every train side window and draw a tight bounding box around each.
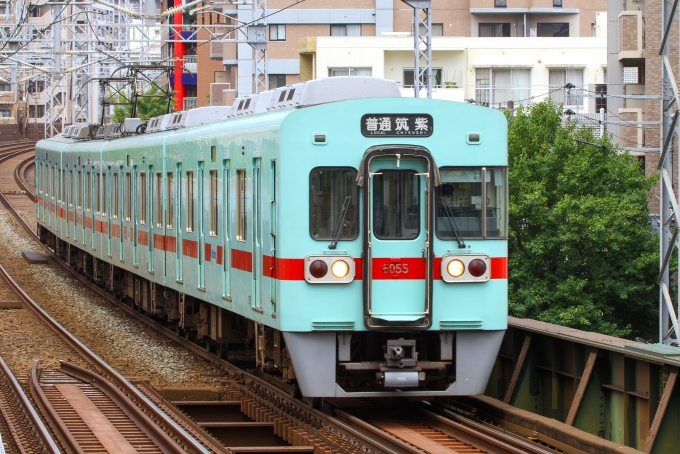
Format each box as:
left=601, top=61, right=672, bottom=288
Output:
left=309, top=167, right=358, bottom=240
left=167, top=172, right=174, bottom=229
left=156, top=173, right=163, bottom=227
left=125, top=172, right=132, bottom=221
left=112, top=173, right=119, bottom=219
left=69, top=170, right=74, bottom=206
left=186, top=171, right=194, bottom=232
left=95, top=173, right=101, bottom=214
left=236, top=169, right=246, bottom=241
left=436, top=167, right=508, bottom=239
left=140, top=172, right=147, bottom=224
left=61, top=170, right=65, bottom=202
left=210, top=170, right=218, bottom=236
left=86, top=171, right=91, bottom=211
left=51, top=166, right=56, bottom=200
left=77, top=170, right=82, bottom=209
left=102, top=173, right=107, bottom=215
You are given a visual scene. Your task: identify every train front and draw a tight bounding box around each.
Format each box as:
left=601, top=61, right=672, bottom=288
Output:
left=277, top=96, right=508, bottom=397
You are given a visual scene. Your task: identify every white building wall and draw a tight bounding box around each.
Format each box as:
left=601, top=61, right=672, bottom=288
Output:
left=312, top=36, right=606, bottom=111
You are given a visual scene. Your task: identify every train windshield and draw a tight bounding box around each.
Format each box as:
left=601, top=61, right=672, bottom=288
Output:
left=436, top=167, right=507, bottom=239
left=309, top=167, right=359, bottom=240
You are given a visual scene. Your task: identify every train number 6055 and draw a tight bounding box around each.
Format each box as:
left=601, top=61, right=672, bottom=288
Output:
left=383, top=263, right=409, bottom=275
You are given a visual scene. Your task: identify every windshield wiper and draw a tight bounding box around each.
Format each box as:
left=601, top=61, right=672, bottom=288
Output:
left=329, top=196, right=352, bottom=250
left=440, top=197, right=466, bottom=249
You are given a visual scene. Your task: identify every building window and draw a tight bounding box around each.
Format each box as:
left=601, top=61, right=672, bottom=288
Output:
left=475, top=68, right=531, bottom=108
left=494, top=0, right=507, bottom=7
left=537, top=23, right=569, bottom=37
left=269, top=24, right=285, bottom=41
left=403, top=68, right=443, bottom=87
left=0, top=109, right=10, bottom=118
left=479, top=23, right=511, bottom=37
left=0, top=83, right=10, bottom=91
left=186, top=171, right=194, bottom=232
left=237, top=169, right=246, bottom=241
left=330, top=24, right=361, bottom=36
left=623, top=66, right=643, bottom=84
left=167, top=172, right=174, bottom=229
left=549, top=69, right=584, bottom=106
left=269, top=74, right=286, bottom=89
left=29, top=105, right=45, bottom=118
left=553, top=0, right=563, bottom=6
left=210, top=170, right=218, bottom=236
left=419, top=23, right=444, bottom=36
left=595, top=84, right=607, bottom=113
left=328, top=67, right=372, bottom=77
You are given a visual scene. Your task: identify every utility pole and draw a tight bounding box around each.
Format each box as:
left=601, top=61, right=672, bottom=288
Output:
left=402, top=0, right=432, bottom=99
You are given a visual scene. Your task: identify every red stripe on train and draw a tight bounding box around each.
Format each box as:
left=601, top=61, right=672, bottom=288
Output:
left=232, top=249, right=252, bottom=272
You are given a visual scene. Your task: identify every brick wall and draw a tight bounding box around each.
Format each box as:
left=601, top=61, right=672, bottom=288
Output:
left=620, top=15, right=638, bottom=51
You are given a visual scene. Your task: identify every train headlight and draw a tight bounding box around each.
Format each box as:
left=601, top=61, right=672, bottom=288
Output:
left=447, top=260, right=465, bottom=278
left=309, top=260, right=328, bottom=279
left=331, top=260, right=350, bottom=278
left=441, top=255, right=490, bottom=283
left=305, top=255, right=355, bottom=284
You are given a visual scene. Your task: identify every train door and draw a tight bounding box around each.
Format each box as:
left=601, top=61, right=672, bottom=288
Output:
left=133, top=166, right=138, bottom=266
left=363, top=148, right=434, bottom=328
left=269, top=160, right=276, bottom=315
left=107, top=168, right=112, bottom=256
left=176, top=164, right=183, bottom=282
left=252, top=157, right=262, bottom=310
left=222, top=159, right=231, bottom=299
left=198, top=162, right=205, bottom=289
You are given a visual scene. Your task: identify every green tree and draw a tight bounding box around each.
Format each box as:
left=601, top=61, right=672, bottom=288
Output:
left=111, top=86, right=172, bottom=123
left=507, top=101, right=659, bottom=338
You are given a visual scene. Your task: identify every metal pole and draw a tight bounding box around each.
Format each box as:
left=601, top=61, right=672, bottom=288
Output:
left=402, top=0, right=432, bottom=99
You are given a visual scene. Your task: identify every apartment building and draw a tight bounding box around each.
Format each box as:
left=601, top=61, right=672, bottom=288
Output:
left=299, top=35, right=606, bottom=112
left=607, top=0, right=673, bottom=213
left=181, top=0, right=607, bottom=108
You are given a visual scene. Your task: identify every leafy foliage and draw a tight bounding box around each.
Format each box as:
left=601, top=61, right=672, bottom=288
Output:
left=507, top=101, right=659, bottom=338
left=111, top=86, right=172, bottom=123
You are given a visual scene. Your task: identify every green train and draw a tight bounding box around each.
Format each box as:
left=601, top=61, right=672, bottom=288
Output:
left=36, top=77, right=508, bottom=397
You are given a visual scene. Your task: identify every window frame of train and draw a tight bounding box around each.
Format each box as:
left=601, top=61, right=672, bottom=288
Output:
left=86, top=171, right=92, bottom=212
left=51, top=166, right=56, bottom=201
left=236, top=169, right=247, bottom=242
left=95, top=172, right=101, bottom=215
left=112, top=173, right=119, bottom=219
left=101, top=172, right=107, bottom=216
left=308, top=167, right=359, bottom=241
left=167, top=172, right=174, bottom=229
left=140, top=172, right=147, bottom=224
left=435, top=166, right=508, bottom=240
left=125, top=172, right=132, bottom=221
left=69, top=170, right=74, bottom=206
left=61, top=169, right=66, bottom=203
left=209, top=170, right=218, bottom=237
left=186, top=170, right=195, bottom=232
left=156, top=172, right=163, bottom=228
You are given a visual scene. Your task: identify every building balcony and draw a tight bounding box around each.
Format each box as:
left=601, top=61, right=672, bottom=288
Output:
left=183, top=97, right=197, bottom=110
left=618, top=11, right=644, bottom=60
left=183, top=55, right=197, bottom=74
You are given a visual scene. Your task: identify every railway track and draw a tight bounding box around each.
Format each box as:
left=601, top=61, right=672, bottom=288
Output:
left=0, top=141, right=588, bottom=454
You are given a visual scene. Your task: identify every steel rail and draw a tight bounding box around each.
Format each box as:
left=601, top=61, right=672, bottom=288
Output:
left=0, top=354, right=61, bottom=453
left=14, top=155, right=35, bottom=199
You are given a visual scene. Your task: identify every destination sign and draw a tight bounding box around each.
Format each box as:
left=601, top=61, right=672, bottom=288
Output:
left=361, top=114, right=433, bottom=138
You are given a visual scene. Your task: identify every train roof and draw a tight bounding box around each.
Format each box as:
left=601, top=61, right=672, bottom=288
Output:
left=53, top=77, right=401, bottom=142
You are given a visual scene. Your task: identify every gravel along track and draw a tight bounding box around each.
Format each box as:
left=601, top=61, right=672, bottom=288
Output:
left=0, top=205, right=226, bottom=392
